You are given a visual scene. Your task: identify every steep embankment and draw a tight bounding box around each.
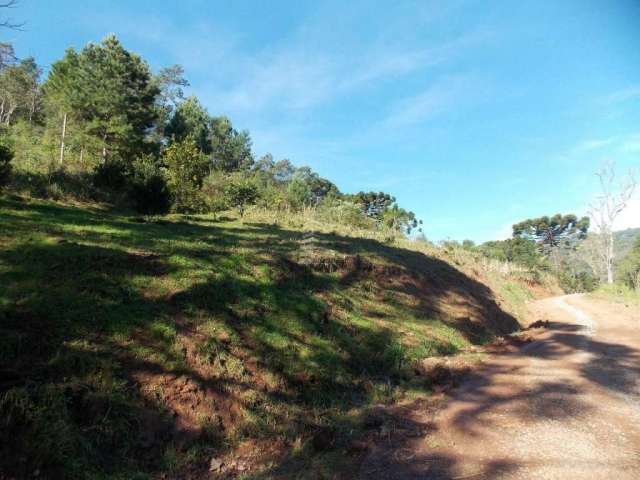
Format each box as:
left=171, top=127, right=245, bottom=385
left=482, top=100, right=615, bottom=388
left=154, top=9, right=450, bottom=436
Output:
left=0, top=196, right=546, bottom=479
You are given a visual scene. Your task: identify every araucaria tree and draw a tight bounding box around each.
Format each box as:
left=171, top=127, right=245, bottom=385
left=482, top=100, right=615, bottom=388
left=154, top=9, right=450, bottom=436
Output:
left=512, top=214, right=590, bottom=254
left=588, top=161, right=637, bottom=284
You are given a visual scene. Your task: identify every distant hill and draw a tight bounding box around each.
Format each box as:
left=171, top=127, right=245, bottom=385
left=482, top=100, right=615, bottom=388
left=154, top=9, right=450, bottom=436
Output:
left=615, top=227, right=640, bottom=262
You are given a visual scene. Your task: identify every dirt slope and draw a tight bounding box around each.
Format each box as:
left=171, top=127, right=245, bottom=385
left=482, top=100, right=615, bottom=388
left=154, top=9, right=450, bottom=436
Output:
left=0, top=197, right=538, bottom=478
left=360, top=294, right=640, bottom=479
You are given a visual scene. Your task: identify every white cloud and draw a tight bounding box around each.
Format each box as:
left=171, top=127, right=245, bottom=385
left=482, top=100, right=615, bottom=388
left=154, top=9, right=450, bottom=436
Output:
left=564, top=132, right=640, bottom=163
left=382, top=74, right=486, bottom=128
left=572, top=137, right=616, bottom=153
left=210, top=50, right=337, bottom=111
left=209, top=30, right=487, bottom=114
left=602, top=85, right=640, bottom=105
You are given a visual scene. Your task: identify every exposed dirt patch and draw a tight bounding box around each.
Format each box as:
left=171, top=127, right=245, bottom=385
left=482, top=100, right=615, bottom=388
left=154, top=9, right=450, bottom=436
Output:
left=413, top=358, right=472, bottom=392
left=359, top=295, right=640, bottom=479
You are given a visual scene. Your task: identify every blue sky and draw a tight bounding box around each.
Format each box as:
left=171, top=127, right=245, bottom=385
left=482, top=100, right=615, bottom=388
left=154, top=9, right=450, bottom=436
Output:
left=5, top=0, right=640, bottom=241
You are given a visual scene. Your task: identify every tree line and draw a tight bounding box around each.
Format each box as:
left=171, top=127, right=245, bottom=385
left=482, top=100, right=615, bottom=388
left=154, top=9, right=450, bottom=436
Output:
left=0, top=34, right=420, bottom=234
left=465, top=179, right=638, bottom=293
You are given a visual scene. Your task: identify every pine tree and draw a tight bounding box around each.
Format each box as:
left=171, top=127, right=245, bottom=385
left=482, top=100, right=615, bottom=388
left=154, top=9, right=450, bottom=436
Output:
left=43, top=35, right=160, bottom=165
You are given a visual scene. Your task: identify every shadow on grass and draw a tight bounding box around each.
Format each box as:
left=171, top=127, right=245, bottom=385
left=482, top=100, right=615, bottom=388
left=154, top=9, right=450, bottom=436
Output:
left=1, top=196, right=526, bottom=478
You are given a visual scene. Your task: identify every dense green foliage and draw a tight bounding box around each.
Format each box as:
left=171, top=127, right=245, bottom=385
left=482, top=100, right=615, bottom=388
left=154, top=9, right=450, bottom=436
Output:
left=224, top=178, right=259, bottom=217
left=43, top=36, right=160, bottom=162
left=165, top=96, right=210, bottom=153
left=618, top=238, right=640, bottom=290
left=555, top=269, right=599, bottom=294
left=0, top=56, right=41, bottom=125
left=478, top=237, right=545, bottom=269
left=349, top=191, right=421, bottom=234
left=475, top=220, right=600, bottom=294
left=1, top=34, right=420, bottom=234
left=163, top=136, right=208, bottom=213
left=0, top=138, right=12, bottom=188
left=128, top=155, right=171, bottom=214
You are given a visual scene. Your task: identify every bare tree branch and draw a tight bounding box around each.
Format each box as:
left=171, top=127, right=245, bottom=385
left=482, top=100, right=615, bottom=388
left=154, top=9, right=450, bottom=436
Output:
left=588, top=160, right=637, bottom=283
left=0, top=0, right=24, bottom=31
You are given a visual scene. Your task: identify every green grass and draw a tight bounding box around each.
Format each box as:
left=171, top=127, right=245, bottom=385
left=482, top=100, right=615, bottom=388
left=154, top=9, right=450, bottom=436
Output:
left=590, top=283, right=640, bottom=305
left=0, top=195, right=522, bottom=478
left=496, top=280, right=535, bottom=320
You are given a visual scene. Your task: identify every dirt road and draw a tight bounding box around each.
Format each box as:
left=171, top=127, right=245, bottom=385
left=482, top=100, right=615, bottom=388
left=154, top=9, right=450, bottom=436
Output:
left=360, top=294, right=640, bottom=479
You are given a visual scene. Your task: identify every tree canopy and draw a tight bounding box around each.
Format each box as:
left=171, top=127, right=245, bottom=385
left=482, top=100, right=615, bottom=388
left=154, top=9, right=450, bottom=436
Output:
left=210, top=115, right=253, bottom=172
left=165, top=96, right=210, bottom=153
left=512, top=214, right=589, bottom=251
left=0, top=56, right=41, bottom=124
left=44, top=35, right=159, bottom=160
left=2, top=33, right=422, bottom=234
left=479, top=237, right=545, bottom=269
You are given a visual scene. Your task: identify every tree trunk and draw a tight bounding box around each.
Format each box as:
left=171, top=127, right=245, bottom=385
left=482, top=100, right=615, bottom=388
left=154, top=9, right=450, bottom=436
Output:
left=59, top=112, right=67, bottom=166
left=79, top=148, right=84, bottom=165
left=28, top=97, right=35, bottom=124
left=102, top=133, right=107, bottom=161
left=606, top=229, right=614, bottom=284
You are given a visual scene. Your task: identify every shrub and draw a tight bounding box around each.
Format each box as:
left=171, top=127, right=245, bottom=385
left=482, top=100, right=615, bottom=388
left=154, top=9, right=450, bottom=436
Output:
left=92, top=159, right=128, bottom=191
left=557, top=269, right=598, bottom=293
left=618, top=239, right=640, bottom=291
left=316, top=197, right=373, bottom=229
left=382, top=341, right=408, bottom=373
left=255, top=182, right=287, bottom=211
left=200, top=171, right=229, bottom=217
left=478, top=237, right=545, bottom=270
left=462, top=239, right=476, bottom=250
left=286, top=174, right=312, bottom=210
left=164, top=136, right=208, bottom=213
left=224, top=179, right=259, bottom=217
left=0, top=141, right=14, bottom=189
left=128, top=155, right=171, bottom=214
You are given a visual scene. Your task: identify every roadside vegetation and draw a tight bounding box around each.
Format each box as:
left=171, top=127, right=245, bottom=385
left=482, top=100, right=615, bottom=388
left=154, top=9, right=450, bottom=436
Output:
left=1, top=24, right=636, bottom=480
left=0, top=194, right=545, bottom=478
left=590, top=236, right=640, bottom=305
left=462, top=210, right=640, bottom=299
left=0, top=33, right=547, bottom=479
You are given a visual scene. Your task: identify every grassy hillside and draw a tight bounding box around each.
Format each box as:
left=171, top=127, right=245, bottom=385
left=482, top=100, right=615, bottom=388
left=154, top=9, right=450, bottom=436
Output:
left=0, top=195, right=546, bottom=479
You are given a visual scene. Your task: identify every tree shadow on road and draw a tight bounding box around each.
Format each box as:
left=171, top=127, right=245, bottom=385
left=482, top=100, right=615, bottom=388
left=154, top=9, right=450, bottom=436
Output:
left=351, top=310, right=640, bottom=479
